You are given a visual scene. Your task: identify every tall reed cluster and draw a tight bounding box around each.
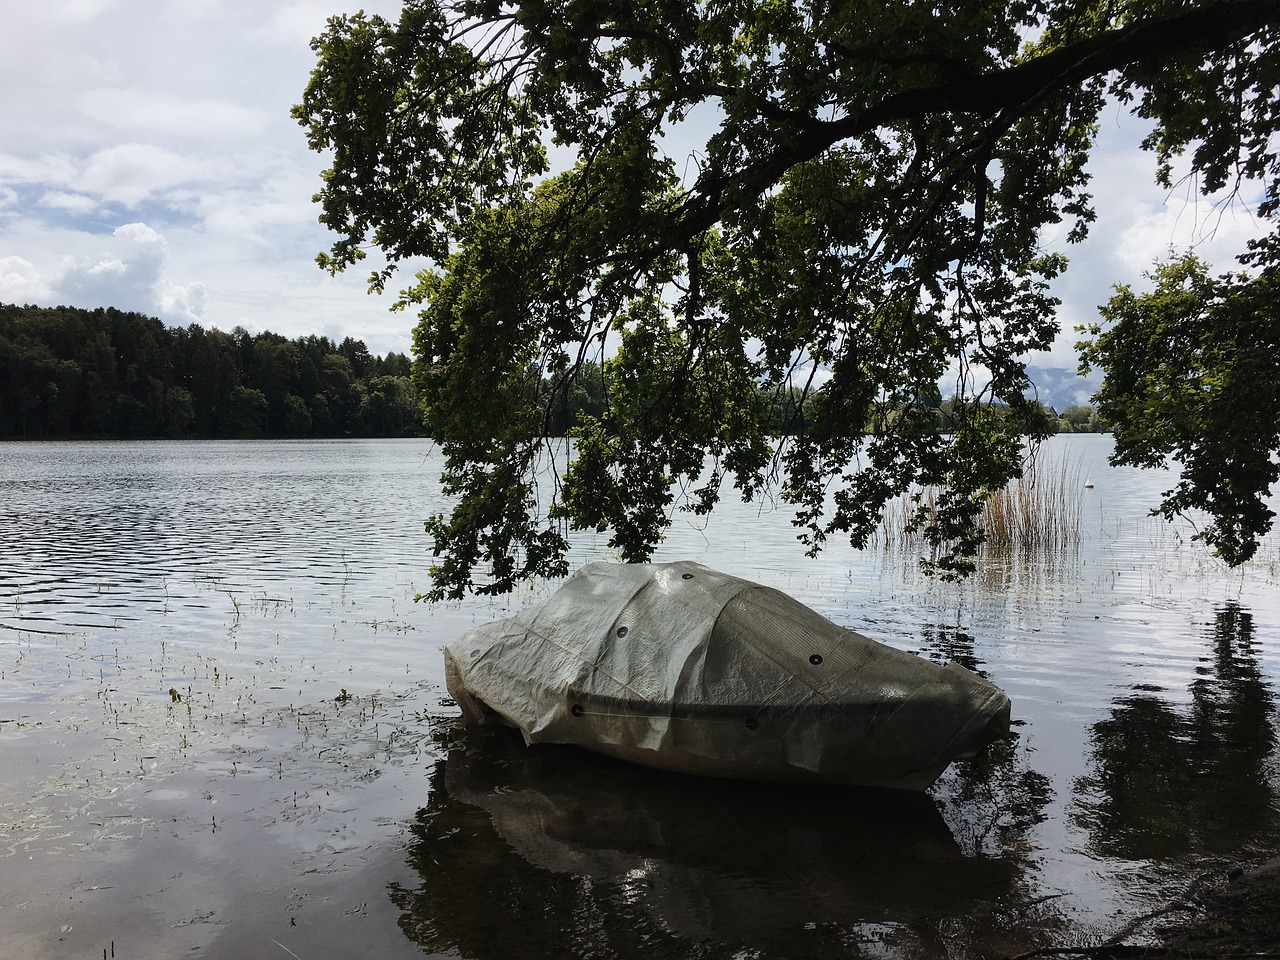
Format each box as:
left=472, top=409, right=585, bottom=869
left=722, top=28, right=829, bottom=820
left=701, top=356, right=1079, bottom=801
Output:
left=876, top=456, right=1084, bottom=562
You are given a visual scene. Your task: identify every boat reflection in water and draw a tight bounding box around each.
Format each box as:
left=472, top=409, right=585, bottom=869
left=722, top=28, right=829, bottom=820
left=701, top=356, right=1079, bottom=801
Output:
left=389, top=725, right=1020, bottom=960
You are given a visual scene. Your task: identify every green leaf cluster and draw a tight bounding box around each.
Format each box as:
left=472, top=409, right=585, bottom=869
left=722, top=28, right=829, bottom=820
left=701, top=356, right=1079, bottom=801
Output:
left=1081, top=245, right=1280, bottom=564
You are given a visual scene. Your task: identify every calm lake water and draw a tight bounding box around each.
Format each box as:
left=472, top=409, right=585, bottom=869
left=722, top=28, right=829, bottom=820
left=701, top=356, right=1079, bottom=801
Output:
left=1, top=436, right=1277, bottom=959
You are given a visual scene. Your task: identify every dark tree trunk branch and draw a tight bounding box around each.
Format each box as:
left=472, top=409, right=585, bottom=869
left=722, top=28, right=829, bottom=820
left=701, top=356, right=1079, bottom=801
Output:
left=675, top=0, right=1279, bottom=237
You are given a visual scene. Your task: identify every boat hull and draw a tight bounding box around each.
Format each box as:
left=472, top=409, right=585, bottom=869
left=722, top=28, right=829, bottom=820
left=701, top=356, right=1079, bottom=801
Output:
left=445, top=561, right=1011, bottom=791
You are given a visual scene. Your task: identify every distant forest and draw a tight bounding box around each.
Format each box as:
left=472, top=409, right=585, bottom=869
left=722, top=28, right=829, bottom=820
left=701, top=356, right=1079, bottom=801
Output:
left=1, top=302, right=424, bottom=440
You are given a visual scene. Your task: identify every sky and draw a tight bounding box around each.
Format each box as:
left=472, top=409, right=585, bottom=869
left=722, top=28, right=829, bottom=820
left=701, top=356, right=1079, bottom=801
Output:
left=1, top=1, right=1269, bottom=367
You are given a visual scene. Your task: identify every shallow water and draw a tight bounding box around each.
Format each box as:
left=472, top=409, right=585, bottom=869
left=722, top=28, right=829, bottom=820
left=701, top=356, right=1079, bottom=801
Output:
left=0, top=436, right=1277, bottom=959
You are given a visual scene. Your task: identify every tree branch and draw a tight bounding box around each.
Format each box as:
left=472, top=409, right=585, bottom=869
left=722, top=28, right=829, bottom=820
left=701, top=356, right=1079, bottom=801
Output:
left=674, top=0, right=1279, bottom=238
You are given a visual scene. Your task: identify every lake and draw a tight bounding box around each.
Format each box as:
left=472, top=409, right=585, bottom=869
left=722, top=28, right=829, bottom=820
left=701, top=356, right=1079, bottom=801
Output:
left=1, top=436, right=1277, bottom=959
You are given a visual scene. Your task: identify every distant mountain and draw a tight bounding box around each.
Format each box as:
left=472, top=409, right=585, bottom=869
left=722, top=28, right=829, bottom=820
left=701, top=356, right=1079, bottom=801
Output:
left=1023, top=364, right=1103, bottom=411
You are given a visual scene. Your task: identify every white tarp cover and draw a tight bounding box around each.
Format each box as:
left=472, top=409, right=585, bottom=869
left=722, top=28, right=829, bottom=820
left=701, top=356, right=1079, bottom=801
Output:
left=444, top=561, right=1011, bottom=790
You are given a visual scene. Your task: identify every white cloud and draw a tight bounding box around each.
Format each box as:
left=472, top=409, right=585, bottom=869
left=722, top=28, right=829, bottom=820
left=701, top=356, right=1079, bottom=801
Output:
left=113, top=222, right=164, bottom=246
left=263, top=2, right=345, bottom=44
left=1, top=145, right=209, bottom=211
left=0, top=152, right=80, bottom=186
left=0, top=256, right=53, bottom=303
left=158, top=279, right=207, bottom=326
left=54, top=222, right=205, bottom=324
left=81, top=88, right=269, bottom=141
left=39, top=191, right=99, bottom=214
left=86, top=257, right=127, bottom=278
left=43, top=0, right=118, bottom=24
left=0, top=0, right=417, bottom=355
left=260, top=1, right=394, bottom=46
left=1114, top=195, right=1265, bottom=276
left=78, top=143, right=207, bottom=207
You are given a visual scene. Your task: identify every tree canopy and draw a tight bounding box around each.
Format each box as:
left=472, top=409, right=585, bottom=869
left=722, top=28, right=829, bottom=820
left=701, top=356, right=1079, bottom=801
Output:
left=295, top=0, right=1279, bottom=598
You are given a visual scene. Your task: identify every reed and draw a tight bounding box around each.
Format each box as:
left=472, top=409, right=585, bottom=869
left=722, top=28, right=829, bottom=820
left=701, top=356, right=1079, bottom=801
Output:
left=875, top=455, right=1084, bottom=562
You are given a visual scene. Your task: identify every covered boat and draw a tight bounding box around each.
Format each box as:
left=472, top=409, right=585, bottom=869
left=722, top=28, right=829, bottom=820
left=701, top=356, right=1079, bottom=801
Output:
left=443, top=561, right=1011, bottom=791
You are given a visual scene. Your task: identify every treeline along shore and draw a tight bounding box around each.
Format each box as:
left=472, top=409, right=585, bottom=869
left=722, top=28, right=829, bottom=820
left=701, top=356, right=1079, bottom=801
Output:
left=1, top=302, right=424, bottom=440
left=2, top=301, right=1104, bottom=442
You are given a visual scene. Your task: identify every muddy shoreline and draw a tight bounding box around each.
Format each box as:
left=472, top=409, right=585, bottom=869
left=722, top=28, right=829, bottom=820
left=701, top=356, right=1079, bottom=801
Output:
left=1153, top=855, right=1280, bottom=957
left=1007, top=855, right=1280, bottom=958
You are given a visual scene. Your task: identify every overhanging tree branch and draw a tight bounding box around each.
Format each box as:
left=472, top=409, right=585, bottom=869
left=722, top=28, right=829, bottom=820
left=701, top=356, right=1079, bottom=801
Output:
left=674, top=0, right=1278, bottom=239
left=297, top=0, right=1280, bottom=596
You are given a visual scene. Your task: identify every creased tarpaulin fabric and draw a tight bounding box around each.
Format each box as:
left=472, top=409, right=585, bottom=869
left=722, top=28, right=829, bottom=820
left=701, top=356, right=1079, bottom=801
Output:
left=444, top=561, right=1011, bottom=790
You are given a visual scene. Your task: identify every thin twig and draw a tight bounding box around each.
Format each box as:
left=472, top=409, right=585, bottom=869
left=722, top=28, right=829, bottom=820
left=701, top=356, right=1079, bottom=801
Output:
left=270, top=939, right=305, bottom=960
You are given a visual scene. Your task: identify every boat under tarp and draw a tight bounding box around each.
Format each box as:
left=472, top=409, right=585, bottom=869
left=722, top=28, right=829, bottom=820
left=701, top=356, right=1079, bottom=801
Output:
left=444, top=561, right=1011, bottom=791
